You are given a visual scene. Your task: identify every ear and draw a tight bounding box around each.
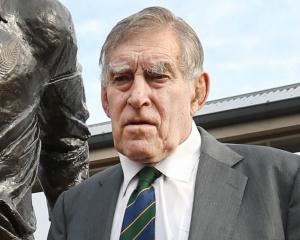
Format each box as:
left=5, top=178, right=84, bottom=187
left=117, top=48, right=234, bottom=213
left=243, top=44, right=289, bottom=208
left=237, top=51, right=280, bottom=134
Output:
left=101, top=86, right=111, bottom=117
left=190, top=72, right=210, bottom=115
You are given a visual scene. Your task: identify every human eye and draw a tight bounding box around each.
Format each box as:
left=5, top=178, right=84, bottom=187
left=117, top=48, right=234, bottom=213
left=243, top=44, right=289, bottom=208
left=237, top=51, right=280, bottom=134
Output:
left=146, top=71, right=170, bottom=82
left=111, top=73, right=132, bottom=85
left=153, top=72, right=169, bottom=79
left=114, top=75, right=130, bottom=82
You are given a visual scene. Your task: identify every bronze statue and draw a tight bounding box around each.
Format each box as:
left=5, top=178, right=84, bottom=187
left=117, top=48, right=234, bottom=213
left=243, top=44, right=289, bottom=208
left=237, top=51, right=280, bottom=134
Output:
left=0, top=0, right=90, bottom=239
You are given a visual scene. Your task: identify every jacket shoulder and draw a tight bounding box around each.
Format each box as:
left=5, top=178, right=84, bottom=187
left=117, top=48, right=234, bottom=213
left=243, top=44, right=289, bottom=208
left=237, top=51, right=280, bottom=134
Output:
left=227, top=144, right=300, bottom=183
left=62, top=163, right=122, bottom=201
left=228, top=144, right=300, bottom=166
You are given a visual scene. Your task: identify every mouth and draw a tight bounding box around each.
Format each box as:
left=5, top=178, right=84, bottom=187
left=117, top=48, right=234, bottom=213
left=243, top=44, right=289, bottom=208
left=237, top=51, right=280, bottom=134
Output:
left=124, top=119, right=156, bottom=127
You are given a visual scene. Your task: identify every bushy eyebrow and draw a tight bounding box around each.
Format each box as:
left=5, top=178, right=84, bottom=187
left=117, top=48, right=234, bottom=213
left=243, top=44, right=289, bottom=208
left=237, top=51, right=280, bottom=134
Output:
left=144, top=61, right=175, bottom=76
left=107, top=60, right=176, bottom=77
left=108, top=62, right=132, bottom=75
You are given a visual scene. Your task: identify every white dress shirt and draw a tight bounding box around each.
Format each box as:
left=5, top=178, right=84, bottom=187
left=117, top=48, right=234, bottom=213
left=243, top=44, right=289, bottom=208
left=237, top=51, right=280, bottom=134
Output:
left=110, top=121, right=201, bottom=240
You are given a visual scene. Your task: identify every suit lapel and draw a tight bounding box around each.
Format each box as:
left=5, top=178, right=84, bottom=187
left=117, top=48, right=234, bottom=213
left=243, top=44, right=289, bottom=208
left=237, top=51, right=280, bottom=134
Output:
left=188, top=128, right=248, bottom=240
left=86, top=165, right=123, bottom=240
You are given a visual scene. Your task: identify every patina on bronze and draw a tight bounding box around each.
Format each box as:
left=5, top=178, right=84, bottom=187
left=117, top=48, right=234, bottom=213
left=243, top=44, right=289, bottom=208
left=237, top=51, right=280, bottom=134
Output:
left=0, top=0, right=90, bottom=239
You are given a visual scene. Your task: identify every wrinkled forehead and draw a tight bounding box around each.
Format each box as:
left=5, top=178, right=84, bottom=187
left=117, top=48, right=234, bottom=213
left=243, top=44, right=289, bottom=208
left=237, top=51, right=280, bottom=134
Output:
left=107, top=30, right=181, bottom=71
left=108, top=52, right=179, bottom=72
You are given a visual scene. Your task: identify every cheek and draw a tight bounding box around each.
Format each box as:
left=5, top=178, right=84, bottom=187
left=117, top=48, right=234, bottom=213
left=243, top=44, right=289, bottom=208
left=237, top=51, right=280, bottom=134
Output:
left=152, top=97, right=170, bottom=135
left=107, top=92, right=125, bottom=139
left=107, top=91, right=126, bottom=115
left=152, top=102, right=178, bottom=151
left=161, top=95, right=192, bottom=142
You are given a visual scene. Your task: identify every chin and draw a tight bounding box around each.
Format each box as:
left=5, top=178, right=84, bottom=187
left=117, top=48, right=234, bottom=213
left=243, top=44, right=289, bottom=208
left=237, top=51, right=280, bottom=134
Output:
left=123, top=149, right=163, bottom=164
left=127, top=151, right=155, bottom=163
left=116, top=139, right=167, bottom=164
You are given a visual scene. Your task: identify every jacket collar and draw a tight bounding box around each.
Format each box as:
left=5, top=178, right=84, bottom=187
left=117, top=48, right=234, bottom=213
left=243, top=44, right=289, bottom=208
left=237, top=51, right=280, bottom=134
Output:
left=188, top=127, right=247, bottom=240
left=87, top=164, right=123, bottom=240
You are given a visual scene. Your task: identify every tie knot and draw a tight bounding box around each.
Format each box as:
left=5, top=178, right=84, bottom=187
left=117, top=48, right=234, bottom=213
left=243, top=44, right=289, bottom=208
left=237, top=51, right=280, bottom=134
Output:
left=137, top=167, right=161, bottom=189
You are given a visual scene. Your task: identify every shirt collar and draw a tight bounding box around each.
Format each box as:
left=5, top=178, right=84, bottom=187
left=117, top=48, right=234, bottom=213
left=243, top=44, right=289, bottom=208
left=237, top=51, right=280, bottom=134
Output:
left=119, top=153, right=144, bottom=196
left=155, top=121, right=201, bottom=182
left=119, top=121, right=201, bottom=196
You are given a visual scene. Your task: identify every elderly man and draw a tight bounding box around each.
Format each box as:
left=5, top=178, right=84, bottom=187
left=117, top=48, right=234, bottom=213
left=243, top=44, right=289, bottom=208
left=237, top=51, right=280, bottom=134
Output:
left=48, top=6, right=300, bottom=240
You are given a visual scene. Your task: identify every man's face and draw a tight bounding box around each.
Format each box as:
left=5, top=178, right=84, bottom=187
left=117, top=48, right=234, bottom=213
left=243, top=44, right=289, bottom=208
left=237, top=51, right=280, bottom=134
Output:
left=102, top=28, right=209, bottom=164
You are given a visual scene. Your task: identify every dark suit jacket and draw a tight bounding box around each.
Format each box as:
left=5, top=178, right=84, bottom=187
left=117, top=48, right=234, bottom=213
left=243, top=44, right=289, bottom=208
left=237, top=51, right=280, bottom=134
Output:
left=48, top=128, right=300, bottom=240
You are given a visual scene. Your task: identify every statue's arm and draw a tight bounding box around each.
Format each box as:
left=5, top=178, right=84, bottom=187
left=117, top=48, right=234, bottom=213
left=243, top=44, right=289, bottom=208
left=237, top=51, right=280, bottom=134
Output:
left=35, top=4, right=90, bottom=217
left=37, top=64, right=90, bottom=217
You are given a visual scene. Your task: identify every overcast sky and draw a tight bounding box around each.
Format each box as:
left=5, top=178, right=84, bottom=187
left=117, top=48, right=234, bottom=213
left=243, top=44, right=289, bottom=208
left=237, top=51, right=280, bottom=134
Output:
left=34, top=0, right=300, bottom=238
left=59, top=0, right=300, bottom=125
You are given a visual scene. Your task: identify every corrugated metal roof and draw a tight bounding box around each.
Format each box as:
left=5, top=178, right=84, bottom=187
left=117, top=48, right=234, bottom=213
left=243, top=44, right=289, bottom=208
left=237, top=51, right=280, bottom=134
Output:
left=197, top=83, right=300, bottom=115
left=89, top=83, right=300, bottom=135
left=89, top=121, right=112, bottom=136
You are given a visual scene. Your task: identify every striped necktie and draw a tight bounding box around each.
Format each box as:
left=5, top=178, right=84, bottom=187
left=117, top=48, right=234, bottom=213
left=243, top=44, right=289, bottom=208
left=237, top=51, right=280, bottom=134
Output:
left=120, top=167, right=161, bottom=240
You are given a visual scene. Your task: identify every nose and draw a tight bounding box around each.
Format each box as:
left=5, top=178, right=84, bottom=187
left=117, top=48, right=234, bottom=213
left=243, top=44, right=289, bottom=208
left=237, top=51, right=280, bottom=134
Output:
left=127, top=76, right=151, bottom=109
